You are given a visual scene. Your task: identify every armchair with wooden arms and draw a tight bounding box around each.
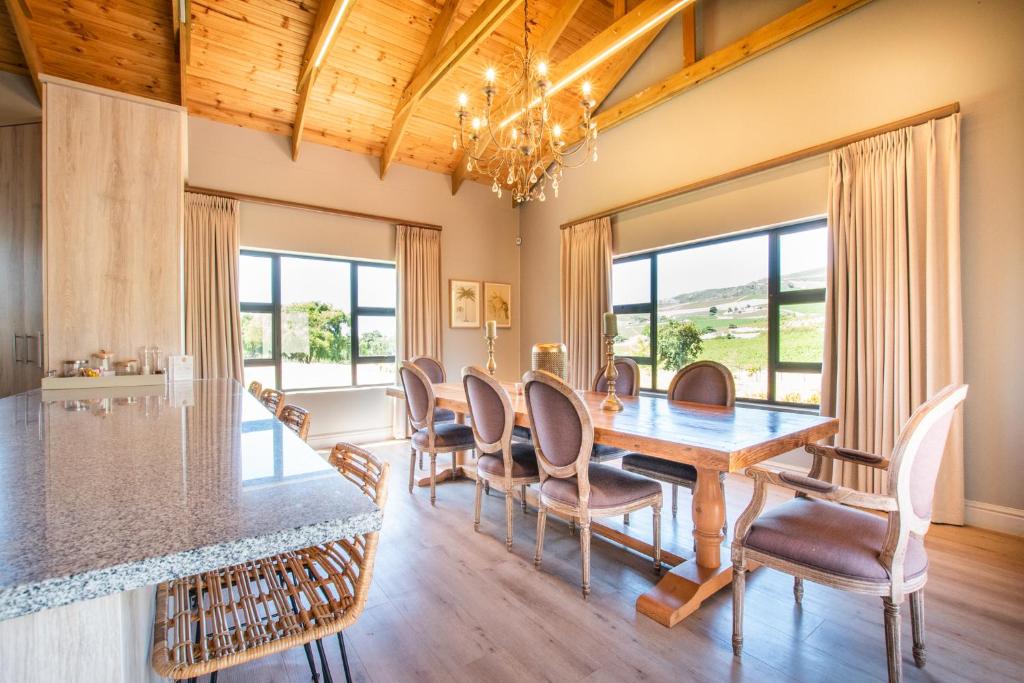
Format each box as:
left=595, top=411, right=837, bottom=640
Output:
left=731, top=384, right=968, bottom=683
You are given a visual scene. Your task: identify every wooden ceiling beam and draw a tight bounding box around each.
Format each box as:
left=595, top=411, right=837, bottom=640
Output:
left=172, top=0, right=190, bottom=106
left=379, top=0, right=521, bottom=180
left=592, top=0, right=874, bottom=135
left=450, top=0, right=585, bottom=195
left=292, top=0, right=356, bottom=161
left=681, top=2, right=695, bottom=66
left=2, top=0, right=41, bottom=98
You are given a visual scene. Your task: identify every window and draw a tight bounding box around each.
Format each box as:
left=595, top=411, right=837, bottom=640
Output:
left=611, top=219, right=826, bottom=407
left=239, top=251, right=397, bottom=390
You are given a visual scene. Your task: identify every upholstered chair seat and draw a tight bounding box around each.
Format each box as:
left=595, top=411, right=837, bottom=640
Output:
left=411, top=421, right=474, bottom=449
left=540, top=464, right=662, bottom=510
left=477, top=442, right=540, bottom=478
left=744, top=497, right=928, bottom=582
left=434, top=407, right=457, bottom=423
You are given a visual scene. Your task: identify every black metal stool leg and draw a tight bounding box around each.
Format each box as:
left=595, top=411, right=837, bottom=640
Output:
left=209, top=672, right=218, bottom=683
left=303, top=642, right=321, bottom=682
left=337, top=631, right=353, bottom=683
left=315, top=638, right=335, bottom=683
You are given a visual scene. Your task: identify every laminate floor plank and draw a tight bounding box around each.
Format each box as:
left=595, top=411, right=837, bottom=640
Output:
left=214, top=441, right=1024, bottom=683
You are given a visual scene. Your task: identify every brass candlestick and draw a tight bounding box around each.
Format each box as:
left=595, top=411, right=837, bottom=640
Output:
left=485, top=338, right=497, bottom=376
left=600, top=335, right=623, bottom=412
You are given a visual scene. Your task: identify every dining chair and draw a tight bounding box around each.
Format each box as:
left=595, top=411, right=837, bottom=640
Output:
left=410, top=355, right=455, bottom=468
left=620, top=361, right=734, bottom=531
left=247, top=380, right=263, bottom=398
left=279, top=404, right=311, bottom=442
left=463, top=366, right=540, bottom=551
left=152, top=443, right=390, bottom=683
left=259, top=387, right=286, bottom=417
left=513, top=358, right=642, bottom=455
left=524, top=370, right=663, bottom=598
left=731, top=384, right=969, bottom=683
left=400, top=361, right=476, bottom=504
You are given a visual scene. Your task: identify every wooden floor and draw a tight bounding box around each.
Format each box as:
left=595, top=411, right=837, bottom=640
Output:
left=221, top=440, right=1024, bottom=683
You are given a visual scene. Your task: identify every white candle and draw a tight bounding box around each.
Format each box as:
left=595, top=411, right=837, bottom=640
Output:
left=486, top=320, right=497, bottom=339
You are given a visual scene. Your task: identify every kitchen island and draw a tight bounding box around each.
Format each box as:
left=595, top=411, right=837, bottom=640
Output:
left=0, top=379, right=381, bottom=682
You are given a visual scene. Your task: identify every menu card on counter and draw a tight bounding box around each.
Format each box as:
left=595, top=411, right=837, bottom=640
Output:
left=167, top=355, right=194, bottom=383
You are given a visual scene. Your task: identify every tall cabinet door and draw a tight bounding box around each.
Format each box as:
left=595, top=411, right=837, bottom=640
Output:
left=0, top=123, right=43, bottom=398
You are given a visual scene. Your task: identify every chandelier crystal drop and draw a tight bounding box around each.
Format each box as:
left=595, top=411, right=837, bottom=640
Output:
left=455, top=0, right=598, bottom=203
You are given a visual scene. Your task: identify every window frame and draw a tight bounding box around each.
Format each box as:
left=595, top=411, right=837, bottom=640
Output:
left=612, top=218, right=826, bottom=408
left=239, top=250, right=397, bottom=391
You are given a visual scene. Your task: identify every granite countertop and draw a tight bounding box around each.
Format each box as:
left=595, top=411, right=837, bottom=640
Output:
left=0, top=379, right=382, bottom=621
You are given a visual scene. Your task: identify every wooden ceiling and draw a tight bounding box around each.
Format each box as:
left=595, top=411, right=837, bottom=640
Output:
left=0, top=0, right=873, bottom=192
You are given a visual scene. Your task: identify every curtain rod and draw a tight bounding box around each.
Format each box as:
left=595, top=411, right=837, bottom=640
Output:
left=560, top=102, right=960, bottom=229
left=185, top=185, right=443, bottom=231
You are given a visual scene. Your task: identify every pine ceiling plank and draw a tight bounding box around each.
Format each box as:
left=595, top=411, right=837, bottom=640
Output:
left=292, top=0, right=357, bottom=160
left=378, top=0, right=521, bottom=179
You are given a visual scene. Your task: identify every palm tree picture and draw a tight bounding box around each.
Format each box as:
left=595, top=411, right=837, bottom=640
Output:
left=450, top=280, right=481, bottom=327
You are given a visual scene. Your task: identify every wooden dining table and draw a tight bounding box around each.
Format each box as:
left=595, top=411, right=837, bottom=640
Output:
left=387, top=381, right=838, bottom=627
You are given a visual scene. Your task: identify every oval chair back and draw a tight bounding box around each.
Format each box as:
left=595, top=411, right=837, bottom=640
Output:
left=522, top=370, right=594, bottom=493
left=248, top=381, right=263, bottom=398
left=667, top=360, right=735, bottom=406
left=888, top=384, right=969, bottom=541
left=399, top=361, right=436, bottom=432
left=462, top=366, right=514, bottom=460
left=279, top=404, right=311, bottom=442
left=260, top=388, right=285, bottom=416
left=411, top=355, right=446, bottom=383
left=592, top=357, right=641, bottom=397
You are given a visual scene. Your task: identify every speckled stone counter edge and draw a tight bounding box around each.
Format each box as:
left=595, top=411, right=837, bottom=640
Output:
left=0, top=508, right=382, bottom=622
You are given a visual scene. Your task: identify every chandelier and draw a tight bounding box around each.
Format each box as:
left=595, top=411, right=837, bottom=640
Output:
left=454, top=0, right=598, bottom=203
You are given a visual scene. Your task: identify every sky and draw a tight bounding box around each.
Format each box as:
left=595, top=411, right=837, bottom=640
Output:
left=614, top=227, right=826, bottom=305
left=239, top=254, right=397, bottom=310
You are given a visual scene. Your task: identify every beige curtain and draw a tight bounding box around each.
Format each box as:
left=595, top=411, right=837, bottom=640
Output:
left=821, top=114, right=964, bottom=524
left=395, top=224, right=442, bottom=436
left=184, top=192, right=244, bottom=381
left=560, top=217, right=613, bottom=389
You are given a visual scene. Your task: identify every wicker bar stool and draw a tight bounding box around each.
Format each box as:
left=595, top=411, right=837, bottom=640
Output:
left=621, top=361, right=734, bottom=533
left=152, top=444, right=390, bottom=683
left=260, top=388, right=286, bottom=417
left=248, top=381, right=263, bottom=398
left=280, top=404, right=312, bottom=441
left=400, top=361, right=476, bottom=504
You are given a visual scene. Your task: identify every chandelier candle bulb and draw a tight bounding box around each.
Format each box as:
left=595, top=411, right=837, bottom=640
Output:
left=603, top=312, right=618, bottom=337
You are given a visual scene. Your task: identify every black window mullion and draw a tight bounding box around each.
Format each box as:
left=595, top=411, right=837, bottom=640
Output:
left=767, top=231, right=780, bottom=403
left=272, top=253, right=282, bottom=390
left=350, top=263, right=359, bottom=386
left=649, top=254, right=658, bottom=391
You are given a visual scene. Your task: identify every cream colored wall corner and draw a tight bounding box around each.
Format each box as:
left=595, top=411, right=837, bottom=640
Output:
left=517, top=0, right=1024, bottom=515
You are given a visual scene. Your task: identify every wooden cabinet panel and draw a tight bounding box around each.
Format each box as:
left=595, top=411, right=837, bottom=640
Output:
left=0, top=122, right=43, bottom=398
left=42, top=79, right=184, bottom=371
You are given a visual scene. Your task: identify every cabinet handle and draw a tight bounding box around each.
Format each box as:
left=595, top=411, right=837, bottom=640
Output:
left=37, top=333, right=43, bottom=369
left=25, top=335, right=35, bottom=366
left=13, top=334, right=24, bottom=364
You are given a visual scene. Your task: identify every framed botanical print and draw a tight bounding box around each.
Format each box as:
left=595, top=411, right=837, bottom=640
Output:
left=484, top=282, right=512, bottom=328
left=449, top=279, right=481, bottom=328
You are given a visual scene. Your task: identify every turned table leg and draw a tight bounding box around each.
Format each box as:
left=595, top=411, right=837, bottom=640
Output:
left=636, top=466, right=734, bottom=627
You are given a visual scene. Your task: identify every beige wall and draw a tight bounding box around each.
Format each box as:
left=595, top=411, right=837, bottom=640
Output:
left=188, top=117, right=521, bottom=444
left=519, top=0, right=1024, bottom=515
